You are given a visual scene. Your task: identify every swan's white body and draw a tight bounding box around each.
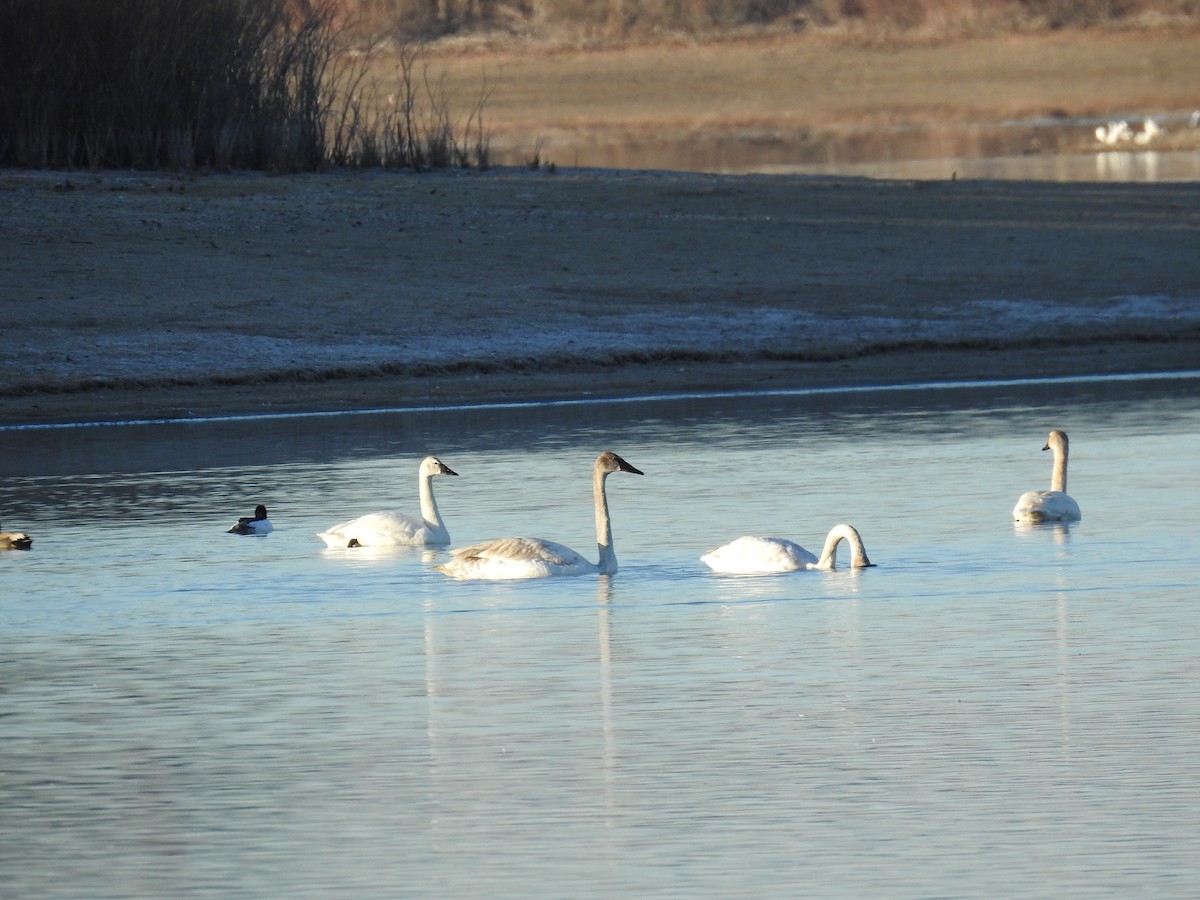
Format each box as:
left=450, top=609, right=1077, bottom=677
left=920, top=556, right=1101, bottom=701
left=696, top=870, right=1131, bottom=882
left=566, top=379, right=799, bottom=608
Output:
left=228, top=504, right=273, bottom=535
left=317, top=456, right=458, bottom=548
left=701, top=523, right=873, bottom=575
left=435, top=451, right=643, bottom=580
left=1134, top=118, right=1163, bottom=144
left=1013, top=430, right=1081, bottom=523
left=1095, top=120, right=1132, bottom=145
left=0, top=526, right=32, bottom=550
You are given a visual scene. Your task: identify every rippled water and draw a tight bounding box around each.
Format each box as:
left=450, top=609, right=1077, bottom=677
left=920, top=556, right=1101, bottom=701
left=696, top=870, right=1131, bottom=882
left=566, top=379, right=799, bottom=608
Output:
left=3, top=374, right=1199, bottom=897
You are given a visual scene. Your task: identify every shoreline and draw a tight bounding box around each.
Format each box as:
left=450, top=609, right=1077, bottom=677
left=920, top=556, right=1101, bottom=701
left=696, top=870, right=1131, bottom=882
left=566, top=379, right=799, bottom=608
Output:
left=5, top=337, right=1198, bottom=428
left=4, top=167, right=1199, bottom=427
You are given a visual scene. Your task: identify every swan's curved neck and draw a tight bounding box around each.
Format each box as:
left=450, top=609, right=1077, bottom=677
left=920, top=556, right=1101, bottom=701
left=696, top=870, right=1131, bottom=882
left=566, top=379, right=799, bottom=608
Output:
left=817, top=524, right=873, bottom=569
left=1050, top=444, right=1068, bottom=494
left=594, top=468, right=617, bottom=575
left=419, top=472, right=444, bottom=529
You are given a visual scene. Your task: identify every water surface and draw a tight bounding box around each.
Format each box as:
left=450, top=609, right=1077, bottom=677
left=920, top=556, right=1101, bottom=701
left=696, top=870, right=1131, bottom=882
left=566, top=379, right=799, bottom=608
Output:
left=510, top=116, right=1200, bottom=182
left=3, top=375, right=1199, bottom=897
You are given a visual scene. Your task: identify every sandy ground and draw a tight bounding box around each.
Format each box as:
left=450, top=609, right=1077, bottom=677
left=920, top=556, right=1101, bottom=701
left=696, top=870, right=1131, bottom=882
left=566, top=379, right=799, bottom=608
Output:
left=2, top=165, right=1198, bottom=425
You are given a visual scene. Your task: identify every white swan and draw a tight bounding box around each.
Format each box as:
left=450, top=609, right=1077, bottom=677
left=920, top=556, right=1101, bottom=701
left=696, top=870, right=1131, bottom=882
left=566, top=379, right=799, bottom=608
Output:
left=434, top=451, right=643, bottom=580
left=1095, top=120, right=1132, bottom=146
left=701, top=523, right=873, bottom=575
left=317, top=455, right=458, bottom=548
left=1013, top=430, right=1081, bottom=523
left=1, top=522, right=32, bottom=551
left=228, top=504, right=273, bottom=535
left=1134, top=118, right=1164, bottom=145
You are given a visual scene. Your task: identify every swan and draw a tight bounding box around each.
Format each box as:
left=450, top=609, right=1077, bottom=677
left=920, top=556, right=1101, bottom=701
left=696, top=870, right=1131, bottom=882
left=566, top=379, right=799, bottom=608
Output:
left=317, top=455, right=458, bottom=548
left=701, top=523, right=874, bottom=575
left=228, top=504, right=273, bottom=535
left=1, top=522, right=32, bottom=550
left=434, top=451, right=643, bottom=580
left=1094, top=120, right=1132, bottom=146
left=1134, top=118, right=1164, bottom=145
left=1013, top=430, right=1081, bottom=523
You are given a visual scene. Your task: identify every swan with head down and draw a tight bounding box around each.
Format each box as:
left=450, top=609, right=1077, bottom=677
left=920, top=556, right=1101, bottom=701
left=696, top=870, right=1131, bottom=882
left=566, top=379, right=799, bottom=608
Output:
left=1013, top=430, right=1081, bottom=523
left=434, top=451, right=643, bottom=580
left=701, top=523, right=873, bottom=575
left=317, top=455, right=458, bottom=548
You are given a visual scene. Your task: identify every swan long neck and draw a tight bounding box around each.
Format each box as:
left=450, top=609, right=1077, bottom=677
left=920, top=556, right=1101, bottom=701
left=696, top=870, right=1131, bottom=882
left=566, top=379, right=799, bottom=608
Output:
left=816, top=524, right=873, bottom=570
left=594, top=467, right=617, bottom=575
left=419, top=471, right=444, bottom=529
left=1050, top=443, right=1068, bottom=494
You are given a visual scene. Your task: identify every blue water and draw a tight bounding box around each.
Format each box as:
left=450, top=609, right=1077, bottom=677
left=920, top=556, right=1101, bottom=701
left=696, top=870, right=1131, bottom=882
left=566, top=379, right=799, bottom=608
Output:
left=3, top=374, right=1199, bottom=898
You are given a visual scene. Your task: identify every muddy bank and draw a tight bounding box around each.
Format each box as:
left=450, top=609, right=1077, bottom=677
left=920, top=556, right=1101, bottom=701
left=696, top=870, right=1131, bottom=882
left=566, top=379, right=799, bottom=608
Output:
left=2, top=168, right=1198, bottom=425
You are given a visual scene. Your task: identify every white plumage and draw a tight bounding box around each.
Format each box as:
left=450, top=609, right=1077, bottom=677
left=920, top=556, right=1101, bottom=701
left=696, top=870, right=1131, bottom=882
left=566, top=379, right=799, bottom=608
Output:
left=1094, top=120, right=1132, bottom=146
left=317, top=456, right=458, bottom=548
left=228, top=504, right=273, bottom=535
left=435, top=451, right=643, bottom=580
left=701, top=523, right=873, bottom=575
left=1013, top=430, right=1082, bottom=523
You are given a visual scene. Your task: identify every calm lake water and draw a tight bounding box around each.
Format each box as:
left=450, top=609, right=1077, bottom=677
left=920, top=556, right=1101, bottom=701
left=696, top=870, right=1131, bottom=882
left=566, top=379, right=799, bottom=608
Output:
left=3, top=374, right=1200, bottom=898
left=506, top=116, right=1200, bottom=182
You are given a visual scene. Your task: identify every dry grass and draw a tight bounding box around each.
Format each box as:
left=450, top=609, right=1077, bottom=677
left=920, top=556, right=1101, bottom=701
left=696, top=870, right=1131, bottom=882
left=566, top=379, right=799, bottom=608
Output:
left=2, top=0, right=1196, bottom=173
left=327, top=0, right=1200, bottom=43
left=408, top=26, right=1200, bottom=166
left=0, top=0, right=491, bottom=171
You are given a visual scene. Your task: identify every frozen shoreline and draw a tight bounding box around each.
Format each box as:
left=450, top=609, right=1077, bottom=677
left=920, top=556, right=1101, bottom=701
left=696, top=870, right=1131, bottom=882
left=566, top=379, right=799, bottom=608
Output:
left=4, top=168, right=1199, bottom=425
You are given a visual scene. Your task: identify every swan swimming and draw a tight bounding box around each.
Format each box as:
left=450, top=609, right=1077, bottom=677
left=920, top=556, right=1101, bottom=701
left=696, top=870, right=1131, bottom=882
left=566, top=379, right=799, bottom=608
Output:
left=701, top=523, right=873, bottom=575
left=317, top=455, right=458, bottom=548
left=1094, top=120, right=1132, bottom=146
left=0, top=522, right=32, bottom=550
left=228, top=504, right=273, bottom=535
left=434, top=451, right=643, bottom=580
left=1012, top=430, right=1081, bottom=523
left=1133, top=118, right=1164, bottom=145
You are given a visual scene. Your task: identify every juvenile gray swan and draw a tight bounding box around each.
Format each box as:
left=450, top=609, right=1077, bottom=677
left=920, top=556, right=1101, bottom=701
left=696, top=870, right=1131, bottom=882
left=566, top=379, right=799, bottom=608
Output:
left=435, top=451, right=643, bottom=580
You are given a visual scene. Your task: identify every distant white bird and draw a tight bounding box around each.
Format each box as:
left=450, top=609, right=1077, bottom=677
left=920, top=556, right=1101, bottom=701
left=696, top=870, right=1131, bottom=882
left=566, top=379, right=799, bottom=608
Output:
left=701, top=523, right=874, bottom=575
left=434, top=451, right=643, bottom=580
left=1013, top=430, right=1082, bottom=523
left=0, top=521, right=32, bottom=550
left=1094, top=120, right=1132, bottom=146
left=228, top=504, right=273, bottom=535
left=1133, top=118, right=1164, bottom=145
left=1189, top=110, right=1199, bottom=129
left=318, top=456, right=458, bottom=548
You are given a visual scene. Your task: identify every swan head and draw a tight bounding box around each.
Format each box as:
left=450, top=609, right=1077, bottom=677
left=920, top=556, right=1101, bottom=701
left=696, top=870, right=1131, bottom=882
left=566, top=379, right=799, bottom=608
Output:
left=1042, top=430, right=1069, bottom=455
left=421, top=456, right=459, bottom=477
left=596, top=450, right=643, bottom=477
